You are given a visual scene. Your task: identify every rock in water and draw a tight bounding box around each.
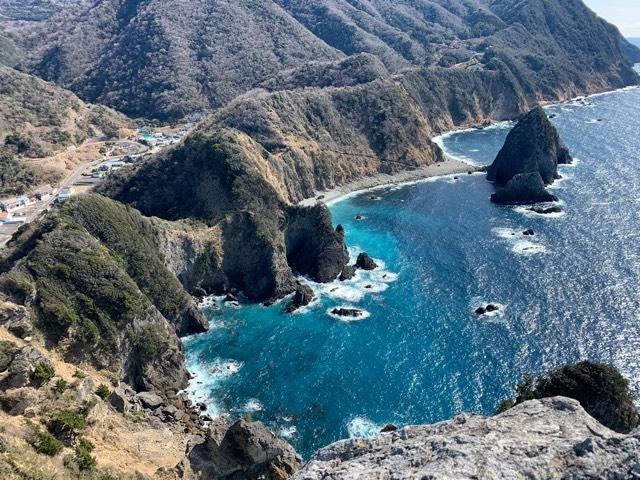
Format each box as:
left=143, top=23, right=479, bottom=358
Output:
left=487, top=106, right=572, bottom=204
left=293, top=397, right=640, bottom=479
left=331, top=308, right=365, bottom=318
left=490, top=172, right=559, bottom=204
left=530, top=205, right=563, bottom=215
left=287, top=284, right=316, bottom=313
left=355, top=253, right=378, bottom=271
left=339, top=265, right=356, bottom=281
left=286, top=205, right=349, bottom=283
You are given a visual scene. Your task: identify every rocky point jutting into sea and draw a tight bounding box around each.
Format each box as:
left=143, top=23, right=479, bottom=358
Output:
left=487, top=106, right=572, bottom=204
left=0, top=0, right=640, bottom=478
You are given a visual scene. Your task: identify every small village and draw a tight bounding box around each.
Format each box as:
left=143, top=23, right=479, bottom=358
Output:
left=0, top=124, right=193, bottom=247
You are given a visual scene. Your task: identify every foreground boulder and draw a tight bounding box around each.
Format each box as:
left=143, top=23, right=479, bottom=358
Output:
left=487, top=106, right=571, bottom=204
left=294, top=397, right=640, bottom=479
left=180, top=419, right=302, bottom=479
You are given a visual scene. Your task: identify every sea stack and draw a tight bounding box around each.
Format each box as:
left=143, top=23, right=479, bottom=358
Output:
left=487, top=106, right=572, bottom=204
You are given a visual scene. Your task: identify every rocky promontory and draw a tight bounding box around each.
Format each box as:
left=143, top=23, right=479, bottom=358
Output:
left=487, top=106, right=572, bottom=204
left=294, top=397, right=640, bottom=479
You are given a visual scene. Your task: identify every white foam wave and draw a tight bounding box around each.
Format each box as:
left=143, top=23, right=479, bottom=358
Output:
left=322, top=284, right=366, bottom=302
left=279, top=426, right=298, bottom=439
left=491, top=228, right=546, bottom=255
left=198, top=295, right=223, bottom=309
left=184, top=357, right=243, bottom=417
left=347, top=417, right=383, bottom=438
left=513, top=204, right=566, bottom=219
left=208, top=358, right=243, bottom=378
left=512, top=240, right=547, bottom=255
left=243, top=399, right=263, bottom=413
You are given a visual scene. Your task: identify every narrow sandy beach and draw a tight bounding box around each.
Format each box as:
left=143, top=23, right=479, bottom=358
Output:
left=299, top=157, right=479, bottom=207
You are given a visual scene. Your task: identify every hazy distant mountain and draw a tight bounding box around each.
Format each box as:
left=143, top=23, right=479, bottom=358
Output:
left=628, top=38, right=640, bottom=48
left=17, top=0, right=640, bottom=120
left=0, top=0, right=88, bottom=22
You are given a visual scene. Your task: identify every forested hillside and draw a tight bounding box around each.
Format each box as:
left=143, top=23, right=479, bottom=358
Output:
left=17, top=0, right=640, bottom=120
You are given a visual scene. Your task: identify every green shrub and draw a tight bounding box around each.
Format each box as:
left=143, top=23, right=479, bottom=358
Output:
left=29, top=426, right=64, bottom=456
left=53, top=378, right=68, bottom=395
left=95, top=384, right=110, bottom=400
left=33, top=362, right=55, bottom=383
left=494, top=398, right=515, bottom=415
left=64, top=438, right=96, bottom=472
left=73, top=369, right=87, bottom=379
left=80, top=398, right=97, bottom=417
left=49, top=410, right=86, bottom=442
left=495, top=361, right=639, bottom=433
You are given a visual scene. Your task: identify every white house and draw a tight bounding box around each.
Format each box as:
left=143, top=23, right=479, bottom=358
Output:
left=57, top=187, right=74, bottom=202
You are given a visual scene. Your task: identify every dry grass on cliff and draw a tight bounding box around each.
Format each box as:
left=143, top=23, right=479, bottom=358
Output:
left=0, top=325, right=190, bottom=479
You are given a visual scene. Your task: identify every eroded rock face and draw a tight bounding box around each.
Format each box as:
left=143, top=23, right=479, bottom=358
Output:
left=295, top=397, right=640, bottom=479
left=286, top=206, right=349, bottom=284
left=490, top=172, right=559, bottom=204
left=287, top=284, right=316, bottom=313
left=180, top=419, right=302, bottom=479
left=487, top=106, right=571, bottom=204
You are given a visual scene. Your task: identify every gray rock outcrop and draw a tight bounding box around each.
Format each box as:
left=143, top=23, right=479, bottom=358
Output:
left=179, top=419, right=302, bottom=479
left=295, top=397, right=640, bottom=479
left=487, top=106, right=572, bottom=204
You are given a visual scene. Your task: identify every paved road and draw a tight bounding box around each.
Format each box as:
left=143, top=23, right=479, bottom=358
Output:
left=0, top=140, right=149, bottom=248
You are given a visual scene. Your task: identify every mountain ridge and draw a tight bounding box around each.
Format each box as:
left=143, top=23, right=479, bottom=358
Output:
left=16, top=0, right=640, bottom=120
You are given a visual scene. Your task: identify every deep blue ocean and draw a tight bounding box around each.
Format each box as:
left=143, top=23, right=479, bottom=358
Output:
left=185, top=82, right=640, bottom=457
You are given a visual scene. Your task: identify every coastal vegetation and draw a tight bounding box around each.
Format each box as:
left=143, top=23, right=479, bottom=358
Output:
left=0, top=150, right=40, bottom=196
left=0, top=0, right=638, bottom=477
left=496, top=361, right=639, bottom=433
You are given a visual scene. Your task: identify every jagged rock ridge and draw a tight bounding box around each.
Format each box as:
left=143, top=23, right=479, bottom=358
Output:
left=295, top=397, right=640, bottom=479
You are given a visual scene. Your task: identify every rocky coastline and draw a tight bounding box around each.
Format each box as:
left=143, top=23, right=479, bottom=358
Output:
left=0, top=1, right=639, bottom=475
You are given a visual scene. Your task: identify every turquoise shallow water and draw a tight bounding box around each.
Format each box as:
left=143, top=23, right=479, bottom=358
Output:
left=185, top=83, right=640, bottom=458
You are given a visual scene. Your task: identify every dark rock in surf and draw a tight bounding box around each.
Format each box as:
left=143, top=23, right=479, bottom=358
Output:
left=523, top=229, right=535, bottom=236
left=487, top=106, right=571, bottom=204
left=381, top=424, right=398, bottom=433
left=287, top=284, right=316, bottom=313
left=356, top=253, right=378, bottom=271
left=491, top=172, right=559, bottom=205
left=529, top=206, right=563, bottom=215
left=331, top=308, right=364, bottom=318
left=339, top=265, right=356, bottom=281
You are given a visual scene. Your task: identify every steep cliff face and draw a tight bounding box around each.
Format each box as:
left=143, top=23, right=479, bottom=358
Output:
left=102, top=130, right=349, bottom=301
left=0, top=194, right=208, bottom=398
left=295, top=397, right=640, bottom=479
left=487, top=106, right=571, bottom=204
